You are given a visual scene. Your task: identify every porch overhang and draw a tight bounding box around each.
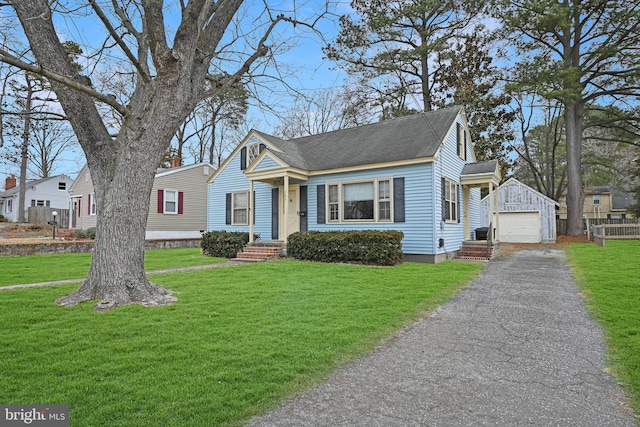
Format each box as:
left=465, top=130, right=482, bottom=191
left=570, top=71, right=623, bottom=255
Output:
left=460, top=160, right=501, bottom=242
left=460, top=160, right=501, bottom=187
left=245, top=168, right=310, bottom=245
left=245, top=167, right=309, bottom=184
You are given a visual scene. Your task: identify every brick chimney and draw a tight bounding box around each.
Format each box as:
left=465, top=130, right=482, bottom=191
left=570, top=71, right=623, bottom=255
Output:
left=171, top=158, right=181, bottom=168
left=5, top=174, right=16, bottom=190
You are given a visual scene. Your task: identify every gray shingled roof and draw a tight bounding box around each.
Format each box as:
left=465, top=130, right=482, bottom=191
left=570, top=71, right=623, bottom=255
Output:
left=258, top=107, right=462, bottom=171
left=611, top=188, right=635, bottom=210
left=461, top=160, right=498, bottom=176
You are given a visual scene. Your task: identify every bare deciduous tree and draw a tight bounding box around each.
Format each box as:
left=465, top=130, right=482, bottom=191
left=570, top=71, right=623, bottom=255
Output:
left=273, top=88, right=371, bottom=139
left=1, top=0, right=327, bottom=311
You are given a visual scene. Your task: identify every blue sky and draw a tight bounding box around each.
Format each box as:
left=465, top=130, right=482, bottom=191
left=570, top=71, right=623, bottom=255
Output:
left=1, top=1, right=352, bottom=180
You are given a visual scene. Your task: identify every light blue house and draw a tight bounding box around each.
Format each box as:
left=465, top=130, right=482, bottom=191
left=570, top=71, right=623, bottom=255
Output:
left=207, top=107, right=501, bottom=263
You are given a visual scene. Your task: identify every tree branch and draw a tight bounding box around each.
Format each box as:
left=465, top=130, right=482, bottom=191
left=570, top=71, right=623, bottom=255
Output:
left=88, top=0, right=151, bottom=83
left=0, top=48, right=127, bottom=115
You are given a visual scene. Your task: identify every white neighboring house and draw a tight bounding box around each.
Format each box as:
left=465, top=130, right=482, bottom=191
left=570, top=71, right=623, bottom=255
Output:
left=69, top=162, right=215, bottom=239
left=0, top=174, right=74, bottom=223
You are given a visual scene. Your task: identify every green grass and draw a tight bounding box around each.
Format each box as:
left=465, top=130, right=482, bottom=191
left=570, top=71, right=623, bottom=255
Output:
left=568, top=240, right=640, bottom=415
left=0, top=259, right=483, bottom=426
left=0, top=248, right=226, bottom=286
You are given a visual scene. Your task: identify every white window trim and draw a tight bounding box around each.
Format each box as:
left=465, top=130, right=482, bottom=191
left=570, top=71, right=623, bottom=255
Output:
left=444, top=178, right=458, bottom=224
left=326, top=178, right=394, bottom=224
left=457, top=123, right=467, bottom=161
left=163, top=189, right=179, bottom=215
left=232, top=190, right=249, bottom=226
left=246, top=143, right=260, bottom=168
left=90, top=193, right=97, bottom=216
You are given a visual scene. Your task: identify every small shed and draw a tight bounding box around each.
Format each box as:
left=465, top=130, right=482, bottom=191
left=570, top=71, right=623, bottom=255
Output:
left=481, top=178, right=559, bottom=243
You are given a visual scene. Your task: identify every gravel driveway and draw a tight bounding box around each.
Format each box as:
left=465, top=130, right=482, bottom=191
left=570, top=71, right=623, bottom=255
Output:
left=247, top=248, right=638, bottom=426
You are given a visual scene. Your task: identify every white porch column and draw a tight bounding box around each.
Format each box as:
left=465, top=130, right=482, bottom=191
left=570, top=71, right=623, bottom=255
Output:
left=494, top=181, right=500, bottom=242
left=488, top=182, right=494, bottom=237
left=249, top=180, right=254, bottom=243
left=463, top=185, right=470, bottom=240
left=283, top=175, right=289, bottom=243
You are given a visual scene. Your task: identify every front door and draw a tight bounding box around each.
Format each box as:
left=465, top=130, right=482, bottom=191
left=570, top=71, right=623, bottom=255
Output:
left=279, top=184, right=300, bottom=240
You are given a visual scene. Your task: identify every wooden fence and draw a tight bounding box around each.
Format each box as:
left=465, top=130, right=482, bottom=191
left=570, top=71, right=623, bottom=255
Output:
left=28, top=207, right=70, bottom=228
left=591, top=223, right=640, bottom=247
left=556, top=218, right=639, bottom=236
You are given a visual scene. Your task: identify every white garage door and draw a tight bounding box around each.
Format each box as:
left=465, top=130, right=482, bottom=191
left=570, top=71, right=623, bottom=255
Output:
left=498, top=211, right=541, bottom=243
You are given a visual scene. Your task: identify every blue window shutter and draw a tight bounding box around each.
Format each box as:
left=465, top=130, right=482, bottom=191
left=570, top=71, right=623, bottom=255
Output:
left=317, top=185, right=325, bottom=224
left=463, top=129, right=467, bottom=160
left=393, top=177, right=405, bottom=223
left=300, top=185, right=308, bottom=231
left=456, top=123, right=461, bottom=157
left=457, top=184, right=461, bottom=223
left=441, top=177, right=446, bottom=221
left=225, top=193, right=231, bottom=225
left=252, top=191, right=256, bottom=224
left=271, top=188, right=279, bottom=239
left=240, top=147, right=247, bottom=170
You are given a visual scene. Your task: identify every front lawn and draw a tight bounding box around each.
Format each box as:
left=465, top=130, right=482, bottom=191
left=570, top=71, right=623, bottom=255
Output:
left=0, top=260, right=483, bottom=426
left=0, top=248, right=226, bottom=286
left=569, top=240, right=640, bottom=414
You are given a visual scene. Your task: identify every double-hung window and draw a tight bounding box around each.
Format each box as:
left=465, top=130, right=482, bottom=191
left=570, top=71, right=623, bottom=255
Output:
left=328, top=184, right=339, bottom=221
left=327, top=178, right=392, bottom=223
left=444, top=179, right=458, bottom=223
left=343, top=182, right=375, bottom=220
left=232, top=191, right=249, bottom=225
left=164, top=190, right=178, bottom=214
left=90, top=193, right=97, bottom=215
left=378, top=180, right=391, bottom=221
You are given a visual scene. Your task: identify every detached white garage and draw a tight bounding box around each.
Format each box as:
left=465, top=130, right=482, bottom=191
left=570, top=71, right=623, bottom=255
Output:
left=481, top=178, right=559, bottom=243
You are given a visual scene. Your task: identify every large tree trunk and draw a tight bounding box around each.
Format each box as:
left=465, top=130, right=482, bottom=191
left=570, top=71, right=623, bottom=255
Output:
left=56, top=131, right=177, bottom=311
left=564, top=102, right=585, bottom=236
left=53, top=76, right=200, bottom=311
left=11, top=0, right=270, bottom=311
